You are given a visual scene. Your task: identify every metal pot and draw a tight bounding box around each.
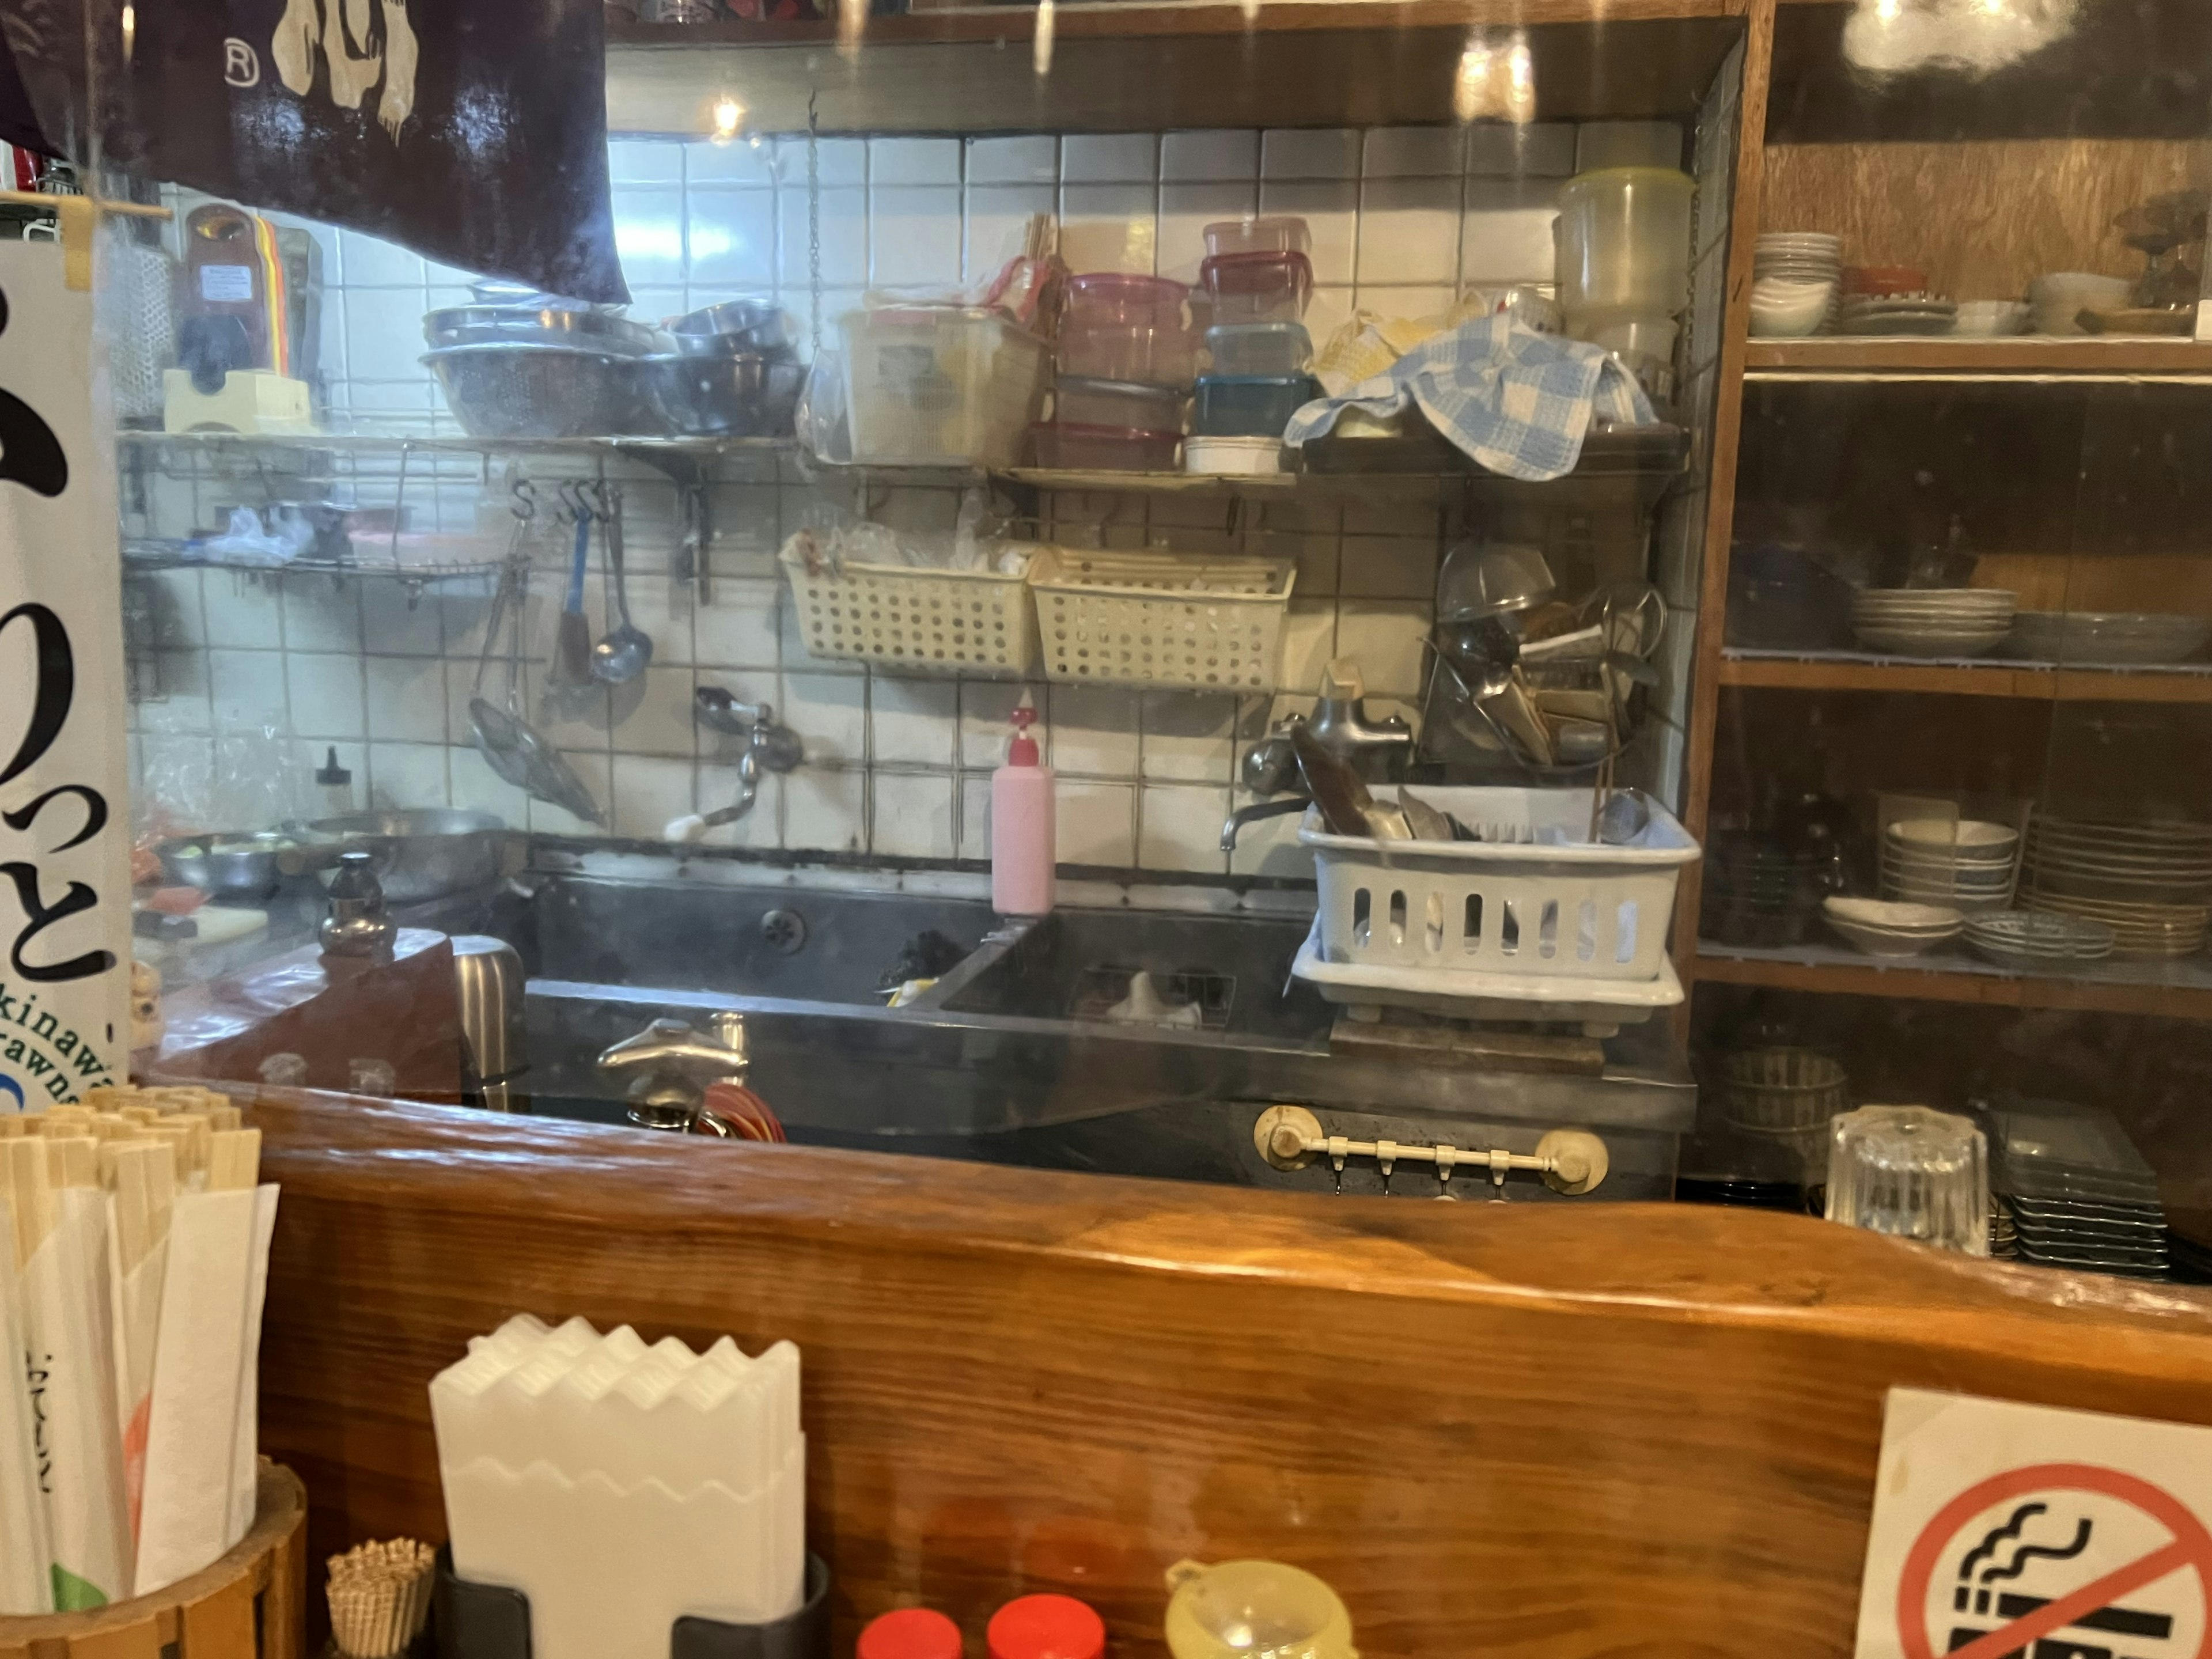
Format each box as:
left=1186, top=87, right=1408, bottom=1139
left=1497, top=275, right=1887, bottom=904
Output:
left=422, top=305, right=665, bottom=355
left=307, top=809, right=507, bottom=906
left=155, top=832, right=305, bottom=902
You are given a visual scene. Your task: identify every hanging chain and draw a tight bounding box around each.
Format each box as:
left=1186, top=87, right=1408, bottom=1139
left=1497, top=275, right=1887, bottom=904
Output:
left=807, top=94, right=824, bottom=363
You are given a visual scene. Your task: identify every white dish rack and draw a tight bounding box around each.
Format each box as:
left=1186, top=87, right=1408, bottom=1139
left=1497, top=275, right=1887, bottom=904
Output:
left=1030, top=550, right=1294, bottom=692
left=779, top=542, right=1041, bottom=676
left=1293, top=786, right=1700, bottom=1023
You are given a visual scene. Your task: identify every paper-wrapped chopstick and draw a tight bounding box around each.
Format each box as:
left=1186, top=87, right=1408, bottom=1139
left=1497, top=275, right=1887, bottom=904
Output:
left=0, top=1187, right=54, bottom=1612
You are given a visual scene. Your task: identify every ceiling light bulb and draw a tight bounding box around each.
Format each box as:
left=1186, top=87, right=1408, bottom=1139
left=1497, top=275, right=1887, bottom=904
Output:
left=711, top=94, right=744, bottom=141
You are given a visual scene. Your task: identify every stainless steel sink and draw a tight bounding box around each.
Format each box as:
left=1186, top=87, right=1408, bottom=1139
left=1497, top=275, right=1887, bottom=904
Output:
left=421, top=858, right=1696, bottom=1200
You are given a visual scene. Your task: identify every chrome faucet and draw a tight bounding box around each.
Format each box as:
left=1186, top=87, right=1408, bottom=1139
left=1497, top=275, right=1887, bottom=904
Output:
left=679, top=687, right=802, bottom=838
left=597, top=1012, right=753, bottom=1135
left=1221, top=658, right=1415, bottom=852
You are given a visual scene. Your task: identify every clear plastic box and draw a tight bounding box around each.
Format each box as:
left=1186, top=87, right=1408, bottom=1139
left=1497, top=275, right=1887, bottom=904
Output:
left=1202, top=216, right=1313, bottom=260
left=1030, top=422, right=1181, bottom=472
left=1190, top=374, right=1320, bottom=438
left=1203, top=323, right=1313, bottom=377
left=1052, top=375, right=1184, bottom=432
left=839, top=306, right=1051, bottom=467
left=1198, top=251, right=1314, bottom=324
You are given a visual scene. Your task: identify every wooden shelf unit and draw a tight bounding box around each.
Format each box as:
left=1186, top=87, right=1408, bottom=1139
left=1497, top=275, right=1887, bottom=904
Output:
left=1743, top=336, right=2212, bottom=377
left=1694, top=945, right=2212, bottom=1021
left=1718, top=652, right=2212, bottom=703
left=604, top=1, right=1749, bottom=134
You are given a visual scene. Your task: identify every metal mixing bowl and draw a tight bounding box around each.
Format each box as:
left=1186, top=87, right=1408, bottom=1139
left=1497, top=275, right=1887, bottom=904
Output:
left=423, top=305, right=665, bottom=355
left=645, top=351, right=804, bottom=438
left=307, top=809, right=508, bottom=905
left=424, top=343, right=671, bottom=439
left=155, top=832, right=305, bottom=902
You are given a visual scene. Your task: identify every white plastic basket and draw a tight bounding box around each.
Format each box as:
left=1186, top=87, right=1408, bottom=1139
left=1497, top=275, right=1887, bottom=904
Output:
left=1300, top=786, right=1700, bottom=985
left=779, top=544, right=1040, bottom=676
left=1292, top=922, right=1684, bottom=1026
left=1029, top=550, right=1294, bottom=692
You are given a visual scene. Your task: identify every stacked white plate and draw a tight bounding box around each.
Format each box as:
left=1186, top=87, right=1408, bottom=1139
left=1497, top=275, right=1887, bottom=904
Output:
left=1823, top=895, right=1964, bottom=957
left=1963, top=910, right=2115, bottom=971
left=1882, top=817, right=2020, bottom=913
left=2021, top=816, right=2212, bottom=957
left=1839, top=294, right=1957, bottom=335
left=2008, top=610, right=2212, bottom=667
left=1851, top=588, right=2017, bottom=657
left=1755, top=233, right=1840, bottom=330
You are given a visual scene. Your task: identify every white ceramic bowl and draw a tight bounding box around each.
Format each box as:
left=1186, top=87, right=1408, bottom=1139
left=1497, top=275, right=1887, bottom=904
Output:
left=1952, top=301, right=2029, bottom=336
left=1888, top=819, right=2019, bottom=854
left=1827, top=896, right=1966, bottom=929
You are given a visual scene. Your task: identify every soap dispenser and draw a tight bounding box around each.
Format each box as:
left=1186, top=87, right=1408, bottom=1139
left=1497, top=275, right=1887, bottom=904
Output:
left=990, top=697, right=1054, bottom=915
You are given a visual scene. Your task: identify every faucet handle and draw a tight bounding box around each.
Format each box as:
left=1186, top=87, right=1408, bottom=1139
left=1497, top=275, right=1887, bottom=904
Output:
left=1320, top=657, right=1365, bottom=703
left=597, top=1014, right=749, bottom=1080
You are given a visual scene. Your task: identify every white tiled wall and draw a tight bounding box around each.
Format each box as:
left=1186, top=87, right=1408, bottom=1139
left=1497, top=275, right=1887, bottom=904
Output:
left=131, top=118, right=1684, bottom=879
left=224, top=119, right=1679, bottom=426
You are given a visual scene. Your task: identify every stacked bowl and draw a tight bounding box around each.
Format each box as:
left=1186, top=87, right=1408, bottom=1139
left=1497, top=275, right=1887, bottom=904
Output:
left=1718, top=1046, right=1850, bottom=1180
left=2021, top=816, right=2212, bottom=958
left=1963, top=910, right=2116, bottom=971
left=1851, top=588, right=2016, bottom=657
left=1881, top=817, right=2020, bottom=913
left=1752, top=233, right=1840, bottom=336
left=2008, top=611, right=2212, bottom=667
left=1822, top=895, right=1964, bottom=957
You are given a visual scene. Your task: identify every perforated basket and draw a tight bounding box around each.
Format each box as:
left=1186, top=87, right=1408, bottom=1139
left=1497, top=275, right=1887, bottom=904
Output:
left=1301, top=786, right=1700, bottom=983
left=781, top=544, right=1040, bottom=676
left=1029, top=550, right=1294, bottom=691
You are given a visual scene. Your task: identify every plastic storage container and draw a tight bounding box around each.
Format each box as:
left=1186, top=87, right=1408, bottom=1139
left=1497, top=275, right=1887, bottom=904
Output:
left=1202, top=217, right=1313, bottom=260
left=1030, top=423, right=1180, bottom=472
left=840, top=306, right=1050, bottom=467
left=1199, top=251, right=1313, bottom=324
left=1191, top=374, right=1320, bottom=438
left=1203, top=322, right=1312, bottom=377
left=1052, top=374, right=1183, bottom=431
left=1030, top=550, right=1294, bottom=691
left=1059, top=274, right=1195, bottom=387
left=1556, top=166, right=1695, bottom=321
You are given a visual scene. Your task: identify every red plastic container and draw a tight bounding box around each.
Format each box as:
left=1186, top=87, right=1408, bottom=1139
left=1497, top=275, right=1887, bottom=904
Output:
left=1203, top=215, right=1313, bottom=260
left=859, top=1609, right=964, bottom=1659
left=986, top=1596, right=1105, bottom=1659
left=1030, top=421, right=1181, bottom=471
left=1199, top=250, right=1314, bottom=323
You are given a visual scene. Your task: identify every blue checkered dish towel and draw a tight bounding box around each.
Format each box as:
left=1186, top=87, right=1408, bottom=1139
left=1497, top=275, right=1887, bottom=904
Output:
left=1283, top=315, right=1655, bottom=482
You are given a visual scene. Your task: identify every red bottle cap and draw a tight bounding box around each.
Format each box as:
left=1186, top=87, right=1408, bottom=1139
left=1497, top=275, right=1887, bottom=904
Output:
left=986, top=1595, right=1105, bottom=1659
left=1007, top=704, right=1040, bottom=767
left=859, top=1608, right=965, bottom=1659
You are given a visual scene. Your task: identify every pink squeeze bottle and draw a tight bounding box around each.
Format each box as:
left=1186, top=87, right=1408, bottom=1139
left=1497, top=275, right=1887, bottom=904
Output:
left=990, top=700, right=1055, bottom=915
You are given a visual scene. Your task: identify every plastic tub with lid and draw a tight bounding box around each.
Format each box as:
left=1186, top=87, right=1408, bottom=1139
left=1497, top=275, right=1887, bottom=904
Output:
left=1053, top=374, right=1184, bottom=432
left=1191, top=373, right=1320, bottom=438
left=1185, top=435, right=1283, bottom=476
left=1063, top=272, right=1188, bottom=326
left=1203, top=321, right=1312, bottom=377
left=1202, top=216, right=1313, bottom=261
left=1031, top=422, right=1180, bottom=471
left=1556, top=166, right=1695, bottom=319
left=1199, top=251, right=1314, bottom=324
left=840, top=305, right=1050, bottom=467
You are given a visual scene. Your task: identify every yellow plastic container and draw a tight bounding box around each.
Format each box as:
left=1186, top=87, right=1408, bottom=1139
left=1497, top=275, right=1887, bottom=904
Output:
left=1164, top=1559, right=1356, bottom=1659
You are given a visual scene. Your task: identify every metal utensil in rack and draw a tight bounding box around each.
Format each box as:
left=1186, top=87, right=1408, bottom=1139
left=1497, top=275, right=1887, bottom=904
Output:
left=590, top=484, right=653, bottom=684
left=468, top=510, right=604, bottom=825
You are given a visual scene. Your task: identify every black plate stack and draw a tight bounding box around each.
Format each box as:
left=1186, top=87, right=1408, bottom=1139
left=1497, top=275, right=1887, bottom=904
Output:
left=1700, top=830, right=1839, bottom=948
left=1985, top=1098, right=2169, bottom=1279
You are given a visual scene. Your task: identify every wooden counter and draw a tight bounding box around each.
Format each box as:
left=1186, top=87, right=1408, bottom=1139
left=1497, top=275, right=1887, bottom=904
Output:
left=248, top=1090, right=2212, bottom=1658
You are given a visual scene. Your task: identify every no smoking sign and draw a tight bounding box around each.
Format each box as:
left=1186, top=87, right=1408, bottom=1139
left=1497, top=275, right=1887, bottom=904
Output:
left=1859, top=1392, right=2212, bottom=1659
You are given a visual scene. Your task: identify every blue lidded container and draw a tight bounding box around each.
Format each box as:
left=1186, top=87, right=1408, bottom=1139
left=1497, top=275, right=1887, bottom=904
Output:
left=1203, top=322, right=1313, bottom=377
left=1190, top=374, right=1321, bottom=438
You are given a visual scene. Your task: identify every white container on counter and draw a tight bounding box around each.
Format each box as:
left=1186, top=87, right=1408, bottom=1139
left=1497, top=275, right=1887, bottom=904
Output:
left=1556, top=166, right=1695, bottom=320
left=839, top=305, right=1050, bottom=468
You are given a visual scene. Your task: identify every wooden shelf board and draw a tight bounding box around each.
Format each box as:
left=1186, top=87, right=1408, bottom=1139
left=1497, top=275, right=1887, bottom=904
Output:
left=1692, top=942, right=2212, bottom=1020
left=1743, top=336, right=2212, bottom=377
left=604, top=4, right=1746, bottom=133
left=1719, top=651, right=2212, bottom=703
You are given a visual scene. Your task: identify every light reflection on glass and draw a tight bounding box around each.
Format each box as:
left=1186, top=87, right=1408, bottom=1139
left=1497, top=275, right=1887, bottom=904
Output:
left=1453, top=33, right=1535, bottom=126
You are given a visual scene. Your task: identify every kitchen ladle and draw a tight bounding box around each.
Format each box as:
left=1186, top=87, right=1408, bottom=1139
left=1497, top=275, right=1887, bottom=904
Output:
left=590, top=491, right=652, bottom=685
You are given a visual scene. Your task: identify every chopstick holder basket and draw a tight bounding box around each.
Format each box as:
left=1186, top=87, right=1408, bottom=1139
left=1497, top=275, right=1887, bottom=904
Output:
left=0, top=1460, right=306, bottom=1659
